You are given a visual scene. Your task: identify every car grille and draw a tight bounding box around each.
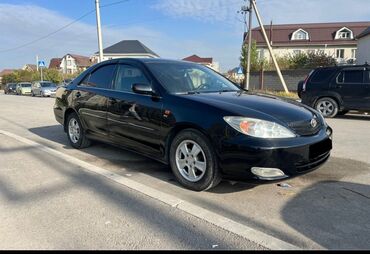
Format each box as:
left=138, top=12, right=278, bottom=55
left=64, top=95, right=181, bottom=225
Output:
left=288, top=118, right=321, bottom=136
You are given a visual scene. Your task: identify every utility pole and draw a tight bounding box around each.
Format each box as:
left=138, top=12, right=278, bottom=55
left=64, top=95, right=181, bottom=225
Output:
left=251, top=0, right=289, bottom=93
left=95, top=0, right=104, bottom=63
left=36, top=55, right=39, bottom=72
left=245, top=0, right=253, bottom=90
left=238, top=1, right=253, bottom=90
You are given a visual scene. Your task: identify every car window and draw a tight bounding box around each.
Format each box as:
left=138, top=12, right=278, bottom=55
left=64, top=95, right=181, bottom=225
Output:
left=21, top=84, right=31, bottom=87
left=310, top=68, right=336, bottom=83
left=80, top=64, right=116, bottom=89
left=114, top=64, right=150, bottom=92
left=338, top=70, right=364, bottom=84
left=147, top=62, right=239, bottom=94
left=365, top=71, right=370, bottom=84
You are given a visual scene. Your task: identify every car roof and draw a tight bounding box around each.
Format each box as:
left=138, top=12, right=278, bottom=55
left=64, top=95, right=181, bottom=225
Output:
left=315, top=64, right=369, bottom=71
left=100, top=58, right=200, bottom=65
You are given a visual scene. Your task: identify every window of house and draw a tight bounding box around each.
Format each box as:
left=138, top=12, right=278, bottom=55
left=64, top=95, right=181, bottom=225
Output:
left=351, top=49, right=356, bottom=59
left=335, top=27, right=353, bottom=40
left=292, top=29, right=309, bottom=40
left=336, top=49, right=345, bottom=59
left=114, top=65, right=150, bottom=92
left=80, top=64, right=116, bottom=89
left=257, top=49, right=264, bottom=60
left=67, top=60, right=72, bottom=66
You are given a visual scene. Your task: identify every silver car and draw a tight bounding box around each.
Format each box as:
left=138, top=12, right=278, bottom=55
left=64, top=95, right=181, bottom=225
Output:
left=31, top=81, right=58, bottom=97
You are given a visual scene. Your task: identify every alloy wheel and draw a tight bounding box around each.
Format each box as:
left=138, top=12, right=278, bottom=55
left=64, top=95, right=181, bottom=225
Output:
left=68, top=118, right=80, bottom=144
left=175, top=140, right=207, bottom=182
left=316, top=100, right=334, bottom=117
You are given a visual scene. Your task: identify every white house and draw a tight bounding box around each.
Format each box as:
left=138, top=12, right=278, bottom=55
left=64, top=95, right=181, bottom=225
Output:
left=53, top=54, right=94, bottom=74
left=356, top=27, right=370, bottom=64
left=91, top=40, right=159, bottom=62
left=248, top=21, right=370, bottom=64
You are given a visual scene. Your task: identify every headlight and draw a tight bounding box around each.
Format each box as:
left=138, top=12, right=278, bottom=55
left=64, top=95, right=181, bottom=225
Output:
left=224, top=116, right=296, bottom=139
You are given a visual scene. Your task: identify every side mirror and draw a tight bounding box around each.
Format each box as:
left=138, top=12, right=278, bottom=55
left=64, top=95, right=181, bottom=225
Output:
left=132, top=83, right=154, bottom=95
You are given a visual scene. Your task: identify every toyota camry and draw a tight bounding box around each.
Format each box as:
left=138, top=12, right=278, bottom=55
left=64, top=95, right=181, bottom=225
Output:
left=54, top=58, right=332, bottom=191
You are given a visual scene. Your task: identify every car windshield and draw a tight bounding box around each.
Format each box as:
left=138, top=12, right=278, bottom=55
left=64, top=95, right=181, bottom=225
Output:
left=41, top=82, right=56, bottom=88
left=21, top=84, right=31, bottom=87
left=147, top=62, right=240, bottom=94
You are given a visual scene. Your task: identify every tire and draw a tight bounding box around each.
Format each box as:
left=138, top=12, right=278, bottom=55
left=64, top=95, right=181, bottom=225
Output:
left=169, top=129, right=221, bottom=191
left=66, top=112, right=91, bottom=149
left=315, top=97, right=339, bottom=118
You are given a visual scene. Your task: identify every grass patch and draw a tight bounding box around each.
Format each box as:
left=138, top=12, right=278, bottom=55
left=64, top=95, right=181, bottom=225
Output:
left=252, top=89, right=299, bottom=100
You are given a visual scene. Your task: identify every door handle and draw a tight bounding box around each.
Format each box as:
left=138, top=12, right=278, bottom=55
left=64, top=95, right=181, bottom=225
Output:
left=75, top=91, right=81, bottom=98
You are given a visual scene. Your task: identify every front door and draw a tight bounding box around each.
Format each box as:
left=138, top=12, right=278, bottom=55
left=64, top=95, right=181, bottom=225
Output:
left=107, top=63, right=164, bottom=158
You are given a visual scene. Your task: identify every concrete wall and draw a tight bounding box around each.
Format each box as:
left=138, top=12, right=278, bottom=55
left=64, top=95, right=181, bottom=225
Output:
left=356, top=35, right=370, bottom=64
left=249, top=69, right=312, bottom=91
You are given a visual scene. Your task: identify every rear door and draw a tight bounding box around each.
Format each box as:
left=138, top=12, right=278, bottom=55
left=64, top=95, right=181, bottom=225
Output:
left=107, top=62, right=164, bottom=157
left=73, top=63, right=117, bottom=138
left=334, top=68, right=366, bottom=109
left=364, top=69, right=370, bottom=110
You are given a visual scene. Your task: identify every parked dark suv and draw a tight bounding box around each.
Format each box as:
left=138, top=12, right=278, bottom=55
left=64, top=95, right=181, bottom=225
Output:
left=299, top=64, right=370, bottom=118
left=4, top=83, right=17, bottom=94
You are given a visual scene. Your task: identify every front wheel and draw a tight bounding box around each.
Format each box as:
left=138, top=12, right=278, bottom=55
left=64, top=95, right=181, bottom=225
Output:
left=169, top=129, right=221, bottom=191
left=66, top=113, right=91, bottom=149
left=315, top=97, right=339, bottom=118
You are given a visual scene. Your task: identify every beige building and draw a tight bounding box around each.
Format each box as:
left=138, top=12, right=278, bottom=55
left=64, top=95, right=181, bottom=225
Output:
left=182, top=55, right=220, bottom=72
left=356, top=27, right=370, bottom=64
left=248, top=21, right=370, bottom=64
left=59, top=54, right=94, bottom=74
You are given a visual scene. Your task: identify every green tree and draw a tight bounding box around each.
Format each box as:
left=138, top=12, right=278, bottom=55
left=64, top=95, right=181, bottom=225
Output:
left=240, top=40, right=261, bottom=73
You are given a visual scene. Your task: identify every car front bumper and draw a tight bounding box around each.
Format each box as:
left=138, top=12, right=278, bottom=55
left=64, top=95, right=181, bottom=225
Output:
left=217, top=126, right=333, bottom=181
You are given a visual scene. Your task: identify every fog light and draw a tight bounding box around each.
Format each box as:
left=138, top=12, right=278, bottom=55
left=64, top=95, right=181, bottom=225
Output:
left=251, top=167, right=287, bottom=180
left=326, top=127, right=333, bottom=139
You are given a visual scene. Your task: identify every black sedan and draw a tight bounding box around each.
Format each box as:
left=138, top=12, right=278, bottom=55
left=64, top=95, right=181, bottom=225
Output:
left=54, top=58, right=332, bottom=191
left=4, top=83, right=17, bottom=94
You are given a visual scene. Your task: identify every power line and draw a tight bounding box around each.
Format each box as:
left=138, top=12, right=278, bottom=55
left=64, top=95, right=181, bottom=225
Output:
left=0, top=0, right=241, bottom=54
left=0, top=0, right=130, bottom=53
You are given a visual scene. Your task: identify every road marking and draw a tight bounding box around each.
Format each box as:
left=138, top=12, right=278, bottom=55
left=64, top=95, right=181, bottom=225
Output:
left=0, top=129, right=300, bottom=250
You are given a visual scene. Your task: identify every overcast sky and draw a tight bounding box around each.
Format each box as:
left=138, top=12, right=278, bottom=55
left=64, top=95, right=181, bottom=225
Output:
left=0, top=0, right=369, bottom=72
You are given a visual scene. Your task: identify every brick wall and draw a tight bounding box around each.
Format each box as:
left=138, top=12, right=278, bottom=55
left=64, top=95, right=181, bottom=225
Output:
left=249, top=69, right=312, bottom=91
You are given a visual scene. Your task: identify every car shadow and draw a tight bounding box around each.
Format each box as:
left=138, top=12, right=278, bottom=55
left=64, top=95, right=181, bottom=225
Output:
left=335, top=113, right=370, bottom=121
left=281, top=180, right=370, bottom=250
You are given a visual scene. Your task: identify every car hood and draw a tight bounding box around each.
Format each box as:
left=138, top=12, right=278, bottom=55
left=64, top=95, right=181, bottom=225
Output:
left=184, top=91, right=318, bottom=125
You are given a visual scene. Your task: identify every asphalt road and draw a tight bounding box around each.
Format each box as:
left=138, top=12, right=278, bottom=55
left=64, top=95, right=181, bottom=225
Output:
left=0, top=92, right=369, bottom=250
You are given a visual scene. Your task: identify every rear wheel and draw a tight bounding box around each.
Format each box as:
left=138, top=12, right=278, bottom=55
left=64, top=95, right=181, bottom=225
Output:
left=315, top=97, right=339, bottom=118
left=169, top=129, right=221, bottom=191
left=66, top=112, right=91, bottom=149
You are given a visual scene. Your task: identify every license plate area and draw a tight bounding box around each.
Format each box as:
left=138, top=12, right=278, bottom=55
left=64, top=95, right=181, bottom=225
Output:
left=309, top=138, right=332, bottom=160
